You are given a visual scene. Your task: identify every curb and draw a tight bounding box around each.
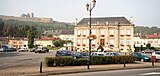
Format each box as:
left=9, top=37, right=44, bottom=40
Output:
left=26, top=66, right=160, bottom=76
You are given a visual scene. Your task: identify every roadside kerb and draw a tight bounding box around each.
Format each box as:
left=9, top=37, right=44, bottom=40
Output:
left=25, top=62, right=160, bottom=76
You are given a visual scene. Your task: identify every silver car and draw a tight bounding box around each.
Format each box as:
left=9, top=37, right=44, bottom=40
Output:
left=104, top=52, right=119, bottom=56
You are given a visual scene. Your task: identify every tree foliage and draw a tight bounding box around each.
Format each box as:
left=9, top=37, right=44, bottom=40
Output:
left=134, top=26, right=160, bottom=37
left=53, top=40, right=64, bottom=47
left=0, top=18, right=73, bottom=38
left=27, top=26, right=35, bottom=48
left=146, top=43, right=151, bottom=49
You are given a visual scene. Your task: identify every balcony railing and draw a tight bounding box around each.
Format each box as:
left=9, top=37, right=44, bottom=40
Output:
left=100, top=35, right=105, bottom=37
left=82, top=44, right=86, bottom=46
left=77, top=44, right=80, bottom=46
left=110, top=35, right=114, bottom=37
left=92, top=44, right=95, bottom=46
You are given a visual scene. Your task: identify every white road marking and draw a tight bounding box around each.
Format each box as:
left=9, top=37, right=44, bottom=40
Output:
left=140, top=72, right=160, bottom=75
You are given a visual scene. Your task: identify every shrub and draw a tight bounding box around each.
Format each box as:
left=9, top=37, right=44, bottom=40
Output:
left=54, top=56, right=73, bottom=66
left=44, top=55, right=137, bottom=67
left=103, top=56, right=114, bottom=64
left=91, top=56, right=105, bottom=65
left=111, top=56, right=137, bottom=64
left=78, top=58, right=88, bottom=65
left=44, top=57, right=54, bottom=67
left=72, top=59, right=80, bottom=66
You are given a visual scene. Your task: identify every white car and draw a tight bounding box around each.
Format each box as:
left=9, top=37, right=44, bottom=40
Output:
left=152, top=51, right=160, bottom=60
left=104, top=52, right=119, bottom=56
left=91, top=52, right=105, bottom=56
left=18, top=47, right=29, bottom=52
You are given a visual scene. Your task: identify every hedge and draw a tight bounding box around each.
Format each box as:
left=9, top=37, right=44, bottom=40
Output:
left=44, top=57, right=54, bottom=67
left=44, top=55, right=137, bottom=67
left=54, top=56, right=73, bottom=66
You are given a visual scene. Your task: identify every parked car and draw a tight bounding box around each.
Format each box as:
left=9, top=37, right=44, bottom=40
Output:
left=0, top=44, right=16, bottom=52
left=131, top=52, right=151, bottom=62
left=35, top=47, right=49, bottom=53
left=18, top=47, right=29, bottom=52
left=55, top=50, right=73, bottom=57
left=104, top=52, right=119, bottom=56
left=91, top=52, right=105, bottom=56
left=74, top=52, right=89, bottom=59
left=29, top=48, right=36, bottom=52
left=152, top=51, right=160, bottom=60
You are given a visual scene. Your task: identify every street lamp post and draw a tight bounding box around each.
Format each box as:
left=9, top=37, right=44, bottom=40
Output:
left=86, top=0, right=96, bottom=70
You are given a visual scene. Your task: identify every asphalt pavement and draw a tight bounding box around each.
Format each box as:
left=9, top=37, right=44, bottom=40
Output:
left=0, top=51, right=56, bottom=70
left=52, top=68, right=160, bottom=76
left=1, top=51, right=160, bottom=76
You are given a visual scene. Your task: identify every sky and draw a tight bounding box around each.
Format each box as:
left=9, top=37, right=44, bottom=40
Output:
left=0, top=0, right=160, bottom=27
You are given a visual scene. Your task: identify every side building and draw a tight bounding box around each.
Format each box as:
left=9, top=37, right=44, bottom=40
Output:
left=134, top=32, right=160, bottom=49
left=74, top=17, right=134, bottom=52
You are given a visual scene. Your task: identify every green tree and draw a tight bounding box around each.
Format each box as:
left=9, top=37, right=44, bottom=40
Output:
left=47, top=34, right=53, bottom=37
left=146, top=43, right=151, bottom=49
left=0, top=19, right=4, bottom=36
left=27, top=26, right=35, bottom=48
left=53, top=40, right=64, bottom=47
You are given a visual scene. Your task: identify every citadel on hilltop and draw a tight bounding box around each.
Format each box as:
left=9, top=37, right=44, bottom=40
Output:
left=0, top=12, right=53, bottom=23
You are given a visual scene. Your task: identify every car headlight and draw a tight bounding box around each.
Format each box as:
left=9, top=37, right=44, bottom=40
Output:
left=144, top=57, right=149, bottom=59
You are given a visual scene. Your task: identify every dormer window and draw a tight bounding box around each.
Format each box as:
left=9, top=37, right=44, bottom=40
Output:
left=97, top=21, right=99, bottom=25
left=106, top=21, right=109, bottom=25
left=88, top=22, right=90, bottom=25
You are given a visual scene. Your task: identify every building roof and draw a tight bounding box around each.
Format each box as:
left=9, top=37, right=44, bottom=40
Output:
left=36, top=37, right=59, bottom=41
left=61, top=30, right=74, bottom=35
left=146, top=32, right=160, bottom=39
left=77, top=17, right=132, bottom=25
left=43, top=30, right=74, bottom=36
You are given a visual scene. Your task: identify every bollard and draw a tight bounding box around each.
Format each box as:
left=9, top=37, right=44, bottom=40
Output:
left=40, top=62, right=42, bottom=73
left=87, top=59, right=90, bottom=69
left=151, top=56, right=156, bottom=67
left=124, top=61, right=126, bottom=67
left=152, top=60, right=154, bottom=66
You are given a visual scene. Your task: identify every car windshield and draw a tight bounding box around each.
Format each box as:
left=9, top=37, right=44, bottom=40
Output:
left=113, top=53, right=118, bottom=56
left=60, top=50, right=72, bottom=56
left=81, top=52, right=88, bottom=56
left=140, top=53, right=149, bottom=57
left=75, top=52, right=88, bottom=56
left=155, top=52, right=160, bottom=55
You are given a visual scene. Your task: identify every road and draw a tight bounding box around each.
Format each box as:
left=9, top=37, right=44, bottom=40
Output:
left=53, top=68, right=160, bottom=76
left=0, top=51, right=56, bottom=70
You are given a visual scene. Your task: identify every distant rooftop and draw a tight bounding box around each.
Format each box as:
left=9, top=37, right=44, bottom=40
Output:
left=146, top=32, right=160, bottom=39
left=77, top=17, right=132, bottom=25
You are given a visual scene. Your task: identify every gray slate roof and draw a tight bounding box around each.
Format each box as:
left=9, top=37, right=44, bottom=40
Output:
left=77, top=17, right=131, bottom=25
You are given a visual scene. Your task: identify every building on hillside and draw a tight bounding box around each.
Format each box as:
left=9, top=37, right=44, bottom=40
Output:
left=59, top=30, right=74, bottom=51
left=35, top=37, right=59, bottom=47
left=74, top=17, right=134, bottom=52
left=42, top=30, right=74, bottom=37
left=0, top=37, right=10, bottom=45
left=9, top=38, right=27, bottom=49
left=9, top=37, right=58, bottom=49
left=134, top=32, right=160, bottom=48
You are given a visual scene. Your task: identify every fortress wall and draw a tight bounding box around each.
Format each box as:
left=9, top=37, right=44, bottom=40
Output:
left=0, top=15, right=53, bottom=23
